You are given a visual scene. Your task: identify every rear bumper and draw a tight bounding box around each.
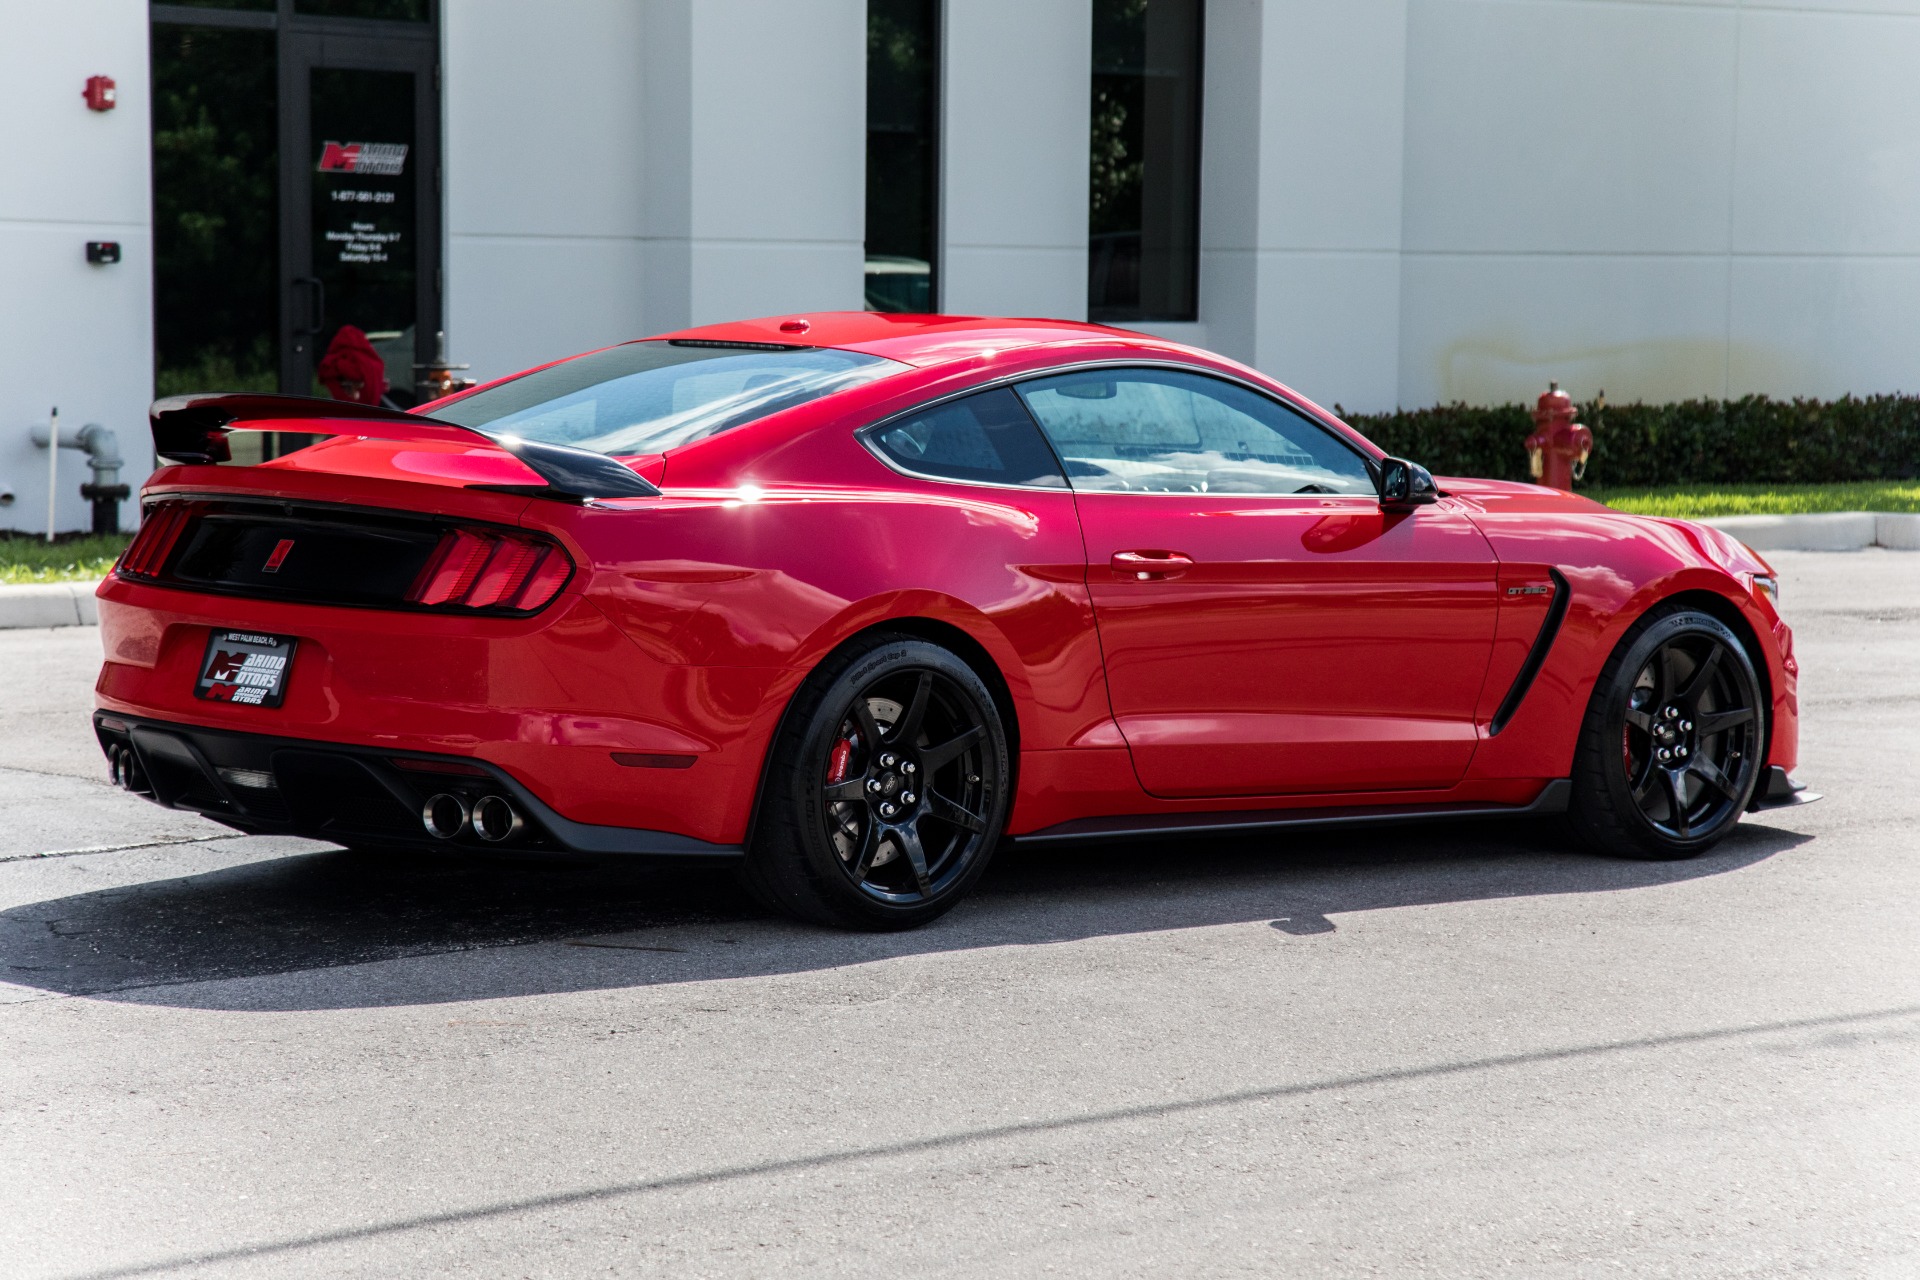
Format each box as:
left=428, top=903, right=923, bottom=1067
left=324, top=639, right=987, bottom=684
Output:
left=93, top=574, right=794, bottom=845
left=94, top=712, right=741, bottom=859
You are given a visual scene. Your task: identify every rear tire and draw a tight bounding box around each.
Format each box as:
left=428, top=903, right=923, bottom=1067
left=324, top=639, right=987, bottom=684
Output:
left=1566, top=607, right=1766, bottom=859
left=741, top=634, right=1011, bottom=930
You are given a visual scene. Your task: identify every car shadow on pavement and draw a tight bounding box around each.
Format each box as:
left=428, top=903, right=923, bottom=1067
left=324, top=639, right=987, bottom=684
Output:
left=0, top=815, right=1812, bottom=1012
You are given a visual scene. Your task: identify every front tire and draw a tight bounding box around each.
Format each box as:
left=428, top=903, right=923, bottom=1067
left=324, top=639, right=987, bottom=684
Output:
left=1567, top=607, right=1766, bottom=859
left=742, top=634, right=1012, bottom=930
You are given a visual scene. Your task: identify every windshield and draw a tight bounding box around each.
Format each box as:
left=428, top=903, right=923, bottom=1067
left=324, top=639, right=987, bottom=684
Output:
left=433, top=340, right=905, bottom=455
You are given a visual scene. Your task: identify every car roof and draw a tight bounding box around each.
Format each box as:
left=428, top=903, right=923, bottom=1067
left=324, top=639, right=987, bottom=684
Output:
left=653, top=312, right=1154, bottom=368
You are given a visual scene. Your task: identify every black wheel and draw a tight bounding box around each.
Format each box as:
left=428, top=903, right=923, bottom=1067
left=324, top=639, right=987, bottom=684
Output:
left=742, top=634, right=1011, bottom=930
left=1568, top=607, right=1766, bottom=859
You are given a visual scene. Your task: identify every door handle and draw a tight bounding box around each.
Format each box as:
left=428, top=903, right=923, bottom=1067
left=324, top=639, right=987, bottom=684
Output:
left=293, top=276, right=325, bottom=336
left=1111, top=550, right=1195, bottom=580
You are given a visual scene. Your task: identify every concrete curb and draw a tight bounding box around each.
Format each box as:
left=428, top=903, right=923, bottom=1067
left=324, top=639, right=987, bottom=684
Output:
left=1704, top=512, right=1920, bottom=553
left=1877, top=512, right=1920, bottom=550
left=0, top=581, right=101, bottom=630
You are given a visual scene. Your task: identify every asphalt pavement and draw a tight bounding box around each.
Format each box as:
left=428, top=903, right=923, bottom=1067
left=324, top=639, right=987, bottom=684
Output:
left=2, top=550, right=1915, bottom=1278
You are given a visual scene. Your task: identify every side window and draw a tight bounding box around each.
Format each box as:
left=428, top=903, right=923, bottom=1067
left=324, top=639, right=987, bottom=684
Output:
left=1015, top=368, right=1376, bottom=496
left=866, top=387, right=1068, bottom=488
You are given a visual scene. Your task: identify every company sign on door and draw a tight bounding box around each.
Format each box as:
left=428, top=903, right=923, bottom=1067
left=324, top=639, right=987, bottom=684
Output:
left=317, top=141, right=408, bottom=176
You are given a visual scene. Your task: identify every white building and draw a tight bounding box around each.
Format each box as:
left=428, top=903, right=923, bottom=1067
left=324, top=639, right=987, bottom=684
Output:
left=5, top=0, right=1918, bottom=534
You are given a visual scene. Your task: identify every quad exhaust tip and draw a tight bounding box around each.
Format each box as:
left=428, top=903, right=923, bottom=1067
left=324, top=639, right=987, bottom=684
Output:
left=107, top=744, right=149, bottom=795
left=471, top=794, right=524, bottom=843
left=421, top=792, right=523, bottom=843
left=421, top=793, right=470, bottom=840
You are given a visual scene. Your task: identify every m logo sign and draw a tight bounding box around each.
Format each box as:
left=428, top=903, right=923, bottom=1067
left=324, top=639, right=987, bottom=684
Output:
left=317, top=141, right=409, bottom=176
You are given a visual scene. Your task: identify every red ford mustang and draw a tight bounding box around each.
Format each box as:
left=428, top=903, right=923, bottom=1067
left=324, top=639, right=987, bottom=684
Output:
left=95, top=313, right=1809, bottom=928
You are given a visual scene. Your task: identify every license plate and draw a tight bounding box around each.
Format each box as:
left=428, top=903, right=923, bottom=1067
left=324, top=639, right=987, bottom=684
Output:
left=195, top=630, right=297, bottom=708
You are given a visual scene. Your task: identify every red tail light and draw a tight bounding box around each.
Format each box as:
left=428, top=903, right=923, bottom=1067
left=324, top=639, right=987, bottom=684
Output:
left=117, top=502, right=200, bottom=580
left=407, top=529, right=573, bottom=613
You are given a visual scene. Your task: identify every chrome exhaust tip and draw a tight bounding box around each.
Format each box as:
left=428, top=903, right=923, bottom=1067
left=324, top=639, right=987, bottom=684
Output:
left=422, top=793, right=471, bottom=840
left=108, top=744, right=148, bottom=794
left=470, top=794, right=524, bottom=844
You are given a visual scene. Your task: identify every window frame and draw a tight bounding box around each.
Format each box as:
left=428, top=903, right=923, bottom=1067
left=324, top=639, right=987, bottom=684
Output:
left=856, top=360, right=1383, bottom=496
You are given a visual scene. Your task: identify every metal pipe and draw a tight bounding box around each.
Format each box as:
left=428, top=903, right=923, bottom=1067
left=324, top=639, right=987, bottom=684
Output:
left=31, top=418, right=130, bottom=533
left=44, top=407, right=56, bottom=542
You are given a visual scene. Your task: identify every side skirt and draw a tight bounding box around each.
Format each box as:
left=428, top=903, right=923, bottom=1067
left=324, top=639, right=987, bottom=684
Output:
left=1012, top=779, right=1572, bottom=847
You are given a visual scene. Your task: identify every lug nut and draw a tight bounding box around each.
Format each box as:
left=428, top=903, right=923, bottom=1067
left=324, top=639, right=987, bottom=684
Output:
left=901, top=791, right=916, bottom=805
left=1665, top=706, right=1679, bottom=719
left=1657, top=748, right=1671, bottom=762
left=1681, top=720, right=1693, bottom=731
left=880, top=803, right=896, bottom=817
left=867, top=779, right=882, bottom=793
left=879, top=753, right=897, bottom=768
left=902, top=761, right=916, bottom=774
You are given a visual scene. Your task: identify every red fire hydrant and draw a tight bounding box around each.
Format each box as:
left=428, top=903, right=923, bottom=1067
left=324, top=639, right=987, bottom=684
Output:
left=1525, top=382, right=1592, bottom=491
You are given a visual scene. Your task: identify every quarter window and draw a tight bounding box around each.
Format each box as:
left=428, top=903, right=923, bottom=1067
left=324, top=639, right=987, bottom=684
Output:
left=867, top=388, right=1068, bottom=488
left=1015, top=368, right=1375, bottom=495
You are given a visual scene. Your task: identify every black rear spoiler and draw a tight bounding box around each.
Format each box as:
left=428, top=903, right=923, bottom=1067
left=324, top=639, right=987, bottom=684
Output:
left=148, top=393, right=661, bottom=501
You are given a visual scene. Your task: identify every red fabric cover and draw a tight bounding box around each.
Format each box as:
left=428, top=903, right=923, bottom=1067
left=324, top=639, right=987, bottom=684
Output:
left=316, top=325, right=389, bottom=406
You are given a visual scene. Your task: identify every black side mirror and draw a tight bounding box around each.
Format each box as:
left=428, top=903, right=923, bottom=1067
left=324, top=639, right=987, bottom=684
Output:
left=1377, top=456, right=1438, bottom=508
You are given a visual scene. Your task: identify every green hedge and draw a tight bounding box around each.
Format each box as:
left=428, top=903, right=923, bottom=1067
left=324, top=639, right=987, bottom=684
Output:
left=1337, top=396, right=1920, bottom=489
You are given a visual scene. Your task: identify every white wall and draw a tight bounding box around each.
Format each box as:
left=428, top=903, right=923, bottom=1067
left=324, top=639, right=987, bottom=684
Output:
left=445, top=0, right=867, bottom=381
left=1195, top=0, right=1407, bottom=413
left=649, top=0, right=867, bottom=331
left=444, top=0, right=652, bottom=382
left=0, top=0, right=154, bottom=535
left=941, top=0, right=1092, bottom=320
left=1393, top=0, right=1920, bottom=409
left=1187, top=0, right=1920, bottom=411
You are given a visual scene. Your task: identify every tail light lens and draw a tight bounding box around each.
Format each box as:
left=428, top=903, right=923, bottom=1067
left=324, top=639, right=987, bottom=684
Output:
left=407, top=528, right=573, bottom=614
left=117, top=502, right=200, bottom=580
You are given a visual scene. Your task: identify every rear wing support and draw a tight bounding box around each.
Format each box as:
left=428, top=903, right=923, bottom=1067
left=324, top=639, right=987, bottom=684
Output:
left=148, top=393, right=661, bottom=501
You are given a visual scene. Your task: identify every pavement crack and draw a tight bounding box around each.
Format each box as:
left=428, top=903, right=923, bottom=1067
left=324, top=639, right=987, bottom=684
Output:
left=564, top=940, right=688, bottom=953
left=51, top=1001, right=1920, bottom=1280
left=0, top=834, right=235, bottom=865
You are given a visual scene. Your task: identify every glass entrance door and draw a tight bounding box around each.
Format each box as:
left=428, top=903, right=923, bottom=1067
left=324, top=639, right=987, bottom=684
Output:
left=279, top=27, right=440, bottom=410
left=150, top=3, right=440, bottom=460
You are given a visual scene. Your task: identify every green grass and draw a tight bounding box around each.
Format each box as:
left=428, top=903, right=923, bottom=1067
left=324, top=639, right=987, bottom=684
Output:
left=0, top=533, right=132, bottom=585
left=1587, top=481, right=1920, bottom=518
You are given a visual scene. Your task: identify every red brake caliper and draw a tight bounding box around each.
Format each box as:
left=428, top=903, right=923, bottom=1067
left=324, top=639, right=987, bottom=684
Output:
left=827, top=737, right=854, bottom=786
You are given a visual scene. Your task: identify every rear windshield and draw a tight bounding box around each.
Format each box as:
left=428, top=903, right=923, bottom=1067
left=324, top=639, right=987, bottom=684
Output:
left=433, top=340, right=905, bottom=455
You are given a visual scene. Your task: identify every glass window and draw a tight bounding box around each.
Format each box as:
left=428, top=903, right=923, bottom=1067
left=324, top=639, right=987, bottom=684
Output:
left=434, top=341, right=907, bottom=456
left=1088, top=0, right=1203, bottom=322
left=865, top=1, right=940, bottom=312
left=1015, top=369, right=1375, bottom=496
left=867, top=388, right=1068, bottom=488
left=151, top=24, right=280, bottom=400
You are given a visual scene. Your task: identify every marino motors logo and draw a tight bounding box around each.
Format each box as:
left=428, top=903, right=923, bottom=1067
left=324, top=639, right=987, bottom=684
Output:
left=317, top=141, right=409, bottom=176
